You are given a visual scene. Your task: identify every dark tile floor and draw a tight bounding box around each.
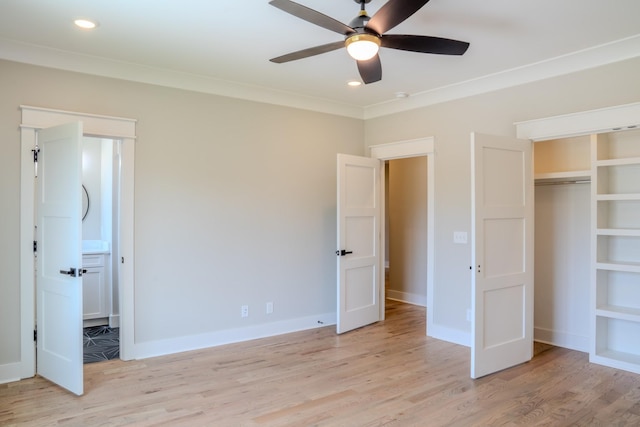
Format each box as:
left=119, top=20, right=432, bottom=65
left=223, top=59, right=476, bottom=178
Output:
left=83, top=326, right=119, bottom=364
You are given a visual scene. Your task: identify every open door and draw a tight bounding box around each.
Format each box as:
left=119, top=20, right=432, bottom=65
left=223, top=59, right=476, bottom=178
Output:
left=336, top=154, right=381, bottom=334
left=470, top=132, right=533, bottom=379
left=36, top=122, right=84, bottom=395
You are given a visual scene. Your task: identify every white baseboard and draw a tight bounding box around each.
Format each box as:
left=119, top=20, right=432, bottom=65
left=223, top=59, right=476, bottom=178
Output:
left=0, top=362, right=22, bottom=385
left=428, top=324, right=471, bottom=347
left=83, top=317, right=109, bottom=328
left=133, top=312, right=336, bottom=360
left=534, top=327, right=588, bottom=352
left=386, top=290, right=426, bottom=307
left=425, top=326, right=586, bottom=352
left=109, top=314, right=120, bottom=328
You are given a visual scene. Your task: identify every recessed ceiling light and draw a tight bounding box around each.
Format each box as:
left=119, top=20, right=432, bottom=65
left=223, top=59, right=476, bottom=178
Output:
left=347, top=81, right=362, bottom=87
left=74, top=18, right=98, bottom=29
left=395, top=92, right=410, bottom=98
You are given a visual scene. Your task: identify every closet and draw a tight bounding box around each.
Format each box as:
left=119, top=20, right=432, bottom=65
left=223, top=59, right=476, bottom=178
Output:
left=532, top=126, right=640, bottom=375
left=534, top=135, right=591, bottom=352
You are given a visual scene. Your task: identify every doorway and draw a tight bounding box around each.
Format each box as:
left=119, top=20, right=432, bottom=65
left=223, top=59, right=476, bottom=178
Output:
left=81, top=136, right=121, bottom=363
left=385, top=157, right=428, bottom=308
left=368, top=138, right=435, bottom=331
left=19, top=106, right=136, bottom=380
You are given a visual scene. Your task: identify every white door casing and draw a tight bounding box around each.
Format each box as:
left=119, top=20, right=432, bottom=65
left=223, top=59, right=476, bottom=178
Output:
left=368, top=138, right=435, bottom=336
left=36, top=122, right=84, bottom=395
left=471, top=132, right=534, bottom=379
left=337, top=154, right=382, bottom=334
left=19, top=106, right=136, bottom=381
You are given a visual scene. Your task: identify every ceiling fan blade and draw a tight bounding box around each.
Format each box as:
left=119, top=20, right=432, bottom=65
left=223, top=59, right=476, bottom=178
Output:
left=270, top=41, right=345, bottom=63
left=367, top=0, right=430, bottom=35
left=381, top=34, right=470, bottom=55
left=269, top=0, right=355, bottom=35
left=357, top=55, right=382, bottom=84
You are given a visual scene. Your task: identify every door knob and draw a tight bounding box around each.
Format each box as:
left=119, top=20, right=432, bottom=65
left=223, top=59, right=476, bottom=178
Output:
left=336, top=249, right=353, bottom=256
left=59, top=267, right=78, bottom=277
left=59, top=267, right=85, bottom=277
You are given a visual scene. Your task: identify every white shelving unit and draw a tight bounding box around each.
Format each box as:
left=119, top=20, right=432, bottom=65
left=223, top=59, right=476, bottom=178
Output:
left=591, top=129, right=640, bottom=374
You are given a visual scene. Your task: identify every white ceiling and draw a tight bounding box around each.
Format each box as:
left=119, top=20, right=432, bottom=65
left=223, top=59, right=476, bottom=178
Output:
left=1, top=0, right=639, bottom=118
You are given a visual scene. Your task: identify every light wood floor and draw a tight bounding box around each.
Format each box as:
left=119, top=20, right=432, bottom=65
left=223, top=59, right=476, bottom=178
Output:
left=2, top=301, right=640, bottom=426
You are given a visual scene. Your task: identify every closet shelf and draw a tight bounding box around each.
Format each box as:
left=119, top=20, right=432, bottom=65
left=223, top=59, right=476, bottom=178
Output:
left=595, top=157, right=640, bottom=167
left=597, top=228, right=640, bottom=237
left=592, top=351, right=640, bottom=374
left=596, top=306, right=640, bottom=322
left=596, top=194, right=640, bottom=201
left=534, top=170, right=591, bottom=182
left=596, top=261, right=640, bottom=273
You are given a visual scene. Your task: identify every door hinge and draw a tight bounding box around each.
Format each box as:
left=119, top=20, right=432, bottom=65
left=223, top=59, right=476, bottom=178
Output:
left=33, top=240, right=37, bottom=253
left=33, top=329, right=37, bottom=342
left=32, top=146, right=41, bottom=177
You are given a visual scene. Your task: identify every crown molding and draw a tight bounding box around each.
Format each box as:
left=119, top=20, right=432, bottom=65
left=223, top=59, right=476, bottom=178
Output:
left=515, top=101, right=640, bottom=141
left=363, top=34, right=640, bottom=119
left=1, top=35, right=639, bottom=120
left=0, top=38, right=365, bottom=120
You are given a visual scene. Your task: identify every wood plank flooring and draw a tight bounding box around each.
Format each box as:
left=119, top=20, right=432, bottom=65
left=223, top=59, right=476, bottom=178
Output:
left=2, top=300, right=640, bottom=426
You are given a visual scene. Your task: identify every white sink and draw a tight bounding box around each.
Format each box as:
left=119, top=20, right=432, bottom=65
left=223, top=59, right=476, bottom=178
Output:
left=82, top=240, right=110, bottom=254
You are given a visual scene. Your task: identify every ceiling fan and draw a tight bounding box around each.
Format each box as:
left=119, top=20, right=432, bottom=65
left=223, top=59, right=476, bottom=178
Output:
left=269, top=0, right=470, bottom=84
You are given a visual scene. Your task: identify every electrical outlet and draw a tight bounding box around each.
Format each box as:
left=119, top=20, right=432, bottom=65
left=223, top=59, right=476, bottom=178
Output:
left=453, top=231, right=468, bottom=244
left=266, top=302, right=273, bottom=314
left=241, top=305, right=249, bottom=318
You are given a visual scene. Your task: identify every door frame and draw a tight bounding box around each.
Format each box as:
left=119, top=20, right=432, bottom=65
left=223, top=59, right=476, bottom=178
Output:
left=368, top=137, right=435, bottom=329
left=19, top=106, right=136, bottom=378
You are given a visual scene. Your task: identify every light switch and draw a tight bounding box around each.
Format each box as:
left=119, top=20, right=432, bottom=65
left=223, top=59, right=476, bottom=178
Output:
left=453, top=231, right=468, bottom=244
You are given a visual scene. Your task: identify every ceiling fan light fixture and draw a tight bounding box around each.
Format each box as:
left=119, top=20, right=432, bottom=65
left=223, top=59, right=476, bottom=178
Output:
left=345, top=33, right=380, bottom=61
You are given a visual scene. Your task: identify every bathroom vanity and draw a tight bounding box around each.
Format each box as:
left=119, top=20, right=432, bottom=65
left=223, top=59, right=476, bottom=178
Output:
left=82, top=240, right=111, bottom=327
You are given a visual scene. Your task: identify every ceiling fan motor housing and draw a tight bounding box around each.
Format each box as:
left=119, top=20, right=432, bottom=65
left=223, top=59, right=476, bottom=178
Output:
left=348, top=13, right=373, bottom=34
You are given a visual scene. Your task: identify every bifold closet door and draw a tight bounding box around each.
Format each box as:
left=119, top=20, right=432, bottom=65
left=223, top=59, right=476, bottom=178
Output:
left=534, top=182, right=590, bottom=351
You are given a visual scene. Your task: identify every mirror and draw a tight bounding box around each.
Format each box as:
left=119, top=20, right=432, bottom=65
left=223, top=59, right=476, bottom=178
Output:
left=82, top=185, right=89, bottom=221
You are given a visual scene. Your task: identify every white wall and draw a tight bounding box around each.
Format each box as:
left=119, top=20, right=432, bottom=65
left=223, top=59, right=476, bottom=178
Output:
left=0, top=73, right=21, bottom=370
left=82, top=137, right=103, bottom=240
left=387, top=157, right=428, bottom=306
left=0, top=59, right=364, bottom=373
left=534, top=182, right=590, bottom=351
left=365, top=56, right=640, bottom=345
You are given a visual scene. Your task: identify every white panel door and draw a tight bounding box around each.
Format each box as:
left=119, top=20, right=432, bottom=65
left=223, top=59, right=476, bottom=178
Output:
left=471, top=132, right=533, bottom=379
left=36, top=122, right=84, bottom=395
left=337, top=154, right=381, bottom=334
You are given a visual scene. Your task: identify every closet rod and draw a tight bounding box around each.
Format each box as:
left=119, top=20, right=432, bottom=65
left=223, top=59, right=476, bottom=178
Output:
left=535, top=179, right=591, bottom=186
